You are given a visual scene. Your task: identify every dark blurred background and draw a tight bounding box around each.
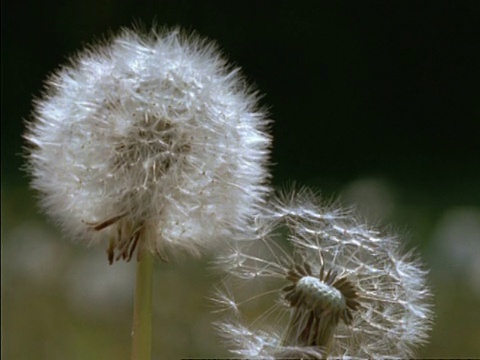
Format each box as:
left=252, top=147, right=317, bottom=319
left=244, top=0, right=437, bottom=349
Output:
left=2, top=1, right=479, bottom=359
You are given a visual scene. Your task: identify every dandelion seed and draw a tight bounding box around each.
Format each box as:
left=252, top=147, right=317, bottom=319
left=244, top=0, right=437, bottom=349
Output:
left=24, top=27, right=271, bottom=262
left=215, top=187, right=432, bottom=359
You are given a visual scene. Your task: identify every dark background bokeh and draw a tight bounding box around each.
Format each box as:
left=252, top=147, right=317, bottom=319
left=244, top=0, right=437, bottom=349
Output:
left=2, top=1, right=480, bottom=359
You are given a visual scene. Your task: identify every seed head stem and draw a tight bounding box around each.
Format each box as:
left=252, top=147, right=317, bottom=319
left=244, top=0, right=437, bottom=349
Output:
left=131, top=244, right=154, bottom=360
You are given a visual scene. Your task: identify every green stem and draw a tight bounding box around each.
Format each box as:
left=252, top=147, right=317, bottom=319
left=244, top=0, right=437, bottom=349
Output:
left=131, top=247, right=154, bottom=360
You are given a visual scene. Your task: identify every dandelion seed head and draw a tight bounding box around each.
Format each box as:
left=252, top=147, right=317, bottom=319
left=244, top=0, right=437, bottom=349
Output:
left=25, top=26, right=271, bottom=261
left=215, top=187, right=432, bottom=359
left=295, top=276, right=346, bottom=312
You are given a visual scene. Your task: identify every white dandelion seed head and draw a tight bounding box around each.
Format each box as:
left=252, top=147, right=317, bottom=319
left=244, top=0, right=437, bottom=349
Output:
left=214, top=187, right=433, bottom=359
left=25, top=26, right=271, bottom=262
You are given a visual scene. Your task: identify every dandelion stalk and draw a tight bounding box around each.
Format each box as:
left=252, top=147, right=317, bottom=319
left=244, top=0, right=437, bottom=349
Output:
left=131, top=246, right=154, bottom=360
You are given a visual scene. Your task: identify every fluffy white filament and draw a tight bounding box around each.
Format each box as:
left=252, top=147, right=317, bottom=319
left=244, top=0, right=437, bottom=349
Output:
left=214, top=187, right=433, bottom=359
left=25, top=27, right=271, bottom=260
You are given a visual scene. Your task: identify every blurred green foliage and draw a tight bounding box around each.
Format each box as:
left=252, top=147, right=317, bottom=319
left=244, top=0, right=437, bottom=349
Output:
left=3, top=179, right=480, bottom=359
